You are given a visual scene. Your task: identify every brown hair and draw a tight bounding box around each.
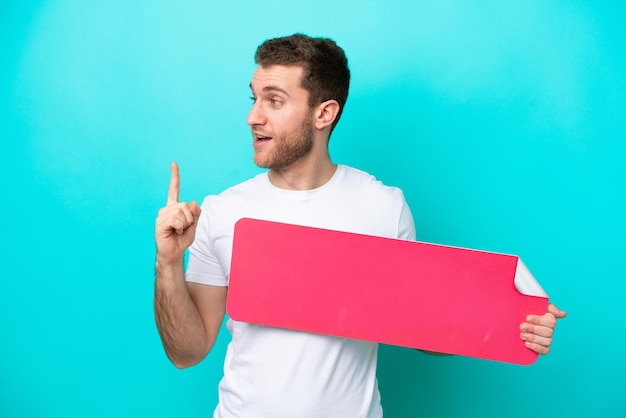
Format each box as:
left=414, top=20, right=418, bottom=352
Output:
left=255, top=34, right=350, bottom=132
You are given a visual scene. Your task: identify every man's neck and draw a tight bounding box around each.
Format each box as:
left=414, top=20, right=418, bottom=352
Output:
left=268, top=156, right=337, bottom=191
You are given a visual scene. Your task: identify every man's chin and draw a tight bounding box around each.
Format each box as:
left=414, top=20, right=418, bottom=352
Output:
left=253, top=155, right=270, bottom=169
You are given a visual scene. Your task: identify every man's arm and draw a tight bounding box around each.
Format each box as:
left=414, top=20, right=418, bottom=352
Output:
left=154, top=260, right=226, bottom=368
left=153, top=162, right=226, bottom=368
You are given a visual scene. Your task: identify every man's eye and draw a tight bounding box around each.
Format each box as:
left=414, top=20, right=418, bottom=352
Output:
left=270, top=99, right=282, bottom=106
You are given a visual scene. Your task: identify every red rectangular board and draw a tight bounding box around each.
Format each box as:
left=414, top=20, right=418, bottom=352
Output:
left=227, top=218, right=548, bottom=365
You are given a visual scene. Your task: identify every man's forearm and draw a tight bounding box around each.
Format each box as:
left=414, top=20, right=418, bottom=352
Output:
left=154, top=259, right=210, bottom=368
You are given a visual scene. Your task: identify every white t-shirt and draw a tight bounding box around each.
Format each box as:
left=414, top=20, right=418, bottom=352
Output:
left=186, top=165, right=416, bottom=418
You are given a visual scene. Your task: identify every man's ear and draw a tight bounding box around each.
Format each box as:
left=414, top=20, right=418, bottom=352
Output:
left=314, top=100, right=340, bottom=130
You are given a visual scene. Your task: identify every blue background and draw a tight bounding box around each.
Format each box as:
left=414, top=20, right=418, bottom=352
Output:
left=2, top=1, right=624, bottom=417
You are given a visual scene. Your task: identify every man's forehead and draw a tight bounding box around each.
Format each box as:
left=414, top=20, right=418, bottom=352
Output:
left=249, top=65, right=304, bottom=92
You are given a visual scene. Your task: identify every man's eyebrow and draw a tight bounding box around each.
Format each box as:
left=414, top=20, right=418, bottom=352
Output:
left=249, top=83, right=290, bottom=96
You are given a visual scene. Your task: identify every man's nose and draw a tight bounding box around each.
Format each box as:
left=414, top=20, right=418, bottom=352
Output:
left=246, top=101, right=265, bottom=126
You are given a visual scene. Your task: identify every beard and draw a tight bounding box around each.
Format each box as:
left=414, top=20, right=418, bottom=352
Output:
left=253, top=117, right=315, bottom=171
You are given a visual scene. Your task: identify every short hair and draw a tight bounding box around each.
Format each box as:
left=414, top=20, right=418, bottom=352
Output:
left=254, top=33, right=350, bottom=132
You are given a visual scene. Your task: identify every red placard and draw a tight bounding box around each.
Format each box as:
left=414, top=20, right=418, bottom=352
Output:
left=227, top=218, right=548, bottom=365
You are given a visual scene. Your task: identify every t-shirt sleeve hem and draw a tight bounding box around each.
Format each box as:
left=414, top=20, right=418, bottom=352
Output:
left=185, top=273, right=228, bottom=287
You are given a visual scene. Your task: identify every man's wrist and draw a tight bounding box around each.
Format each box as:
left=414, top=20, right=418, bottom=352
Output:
left=155, top=256, right=184, bottom=279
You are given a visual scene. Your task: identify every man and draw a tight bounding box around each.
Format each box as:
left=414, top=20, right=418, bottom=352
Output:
left=154, top=34, right=566, bottom=418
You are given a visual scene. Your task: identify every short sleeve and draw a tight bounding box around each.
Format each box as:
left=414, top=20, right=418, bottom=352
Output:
left=397, top=198, right=416, bottom=241
left=185, top=198, right=229, bottom=286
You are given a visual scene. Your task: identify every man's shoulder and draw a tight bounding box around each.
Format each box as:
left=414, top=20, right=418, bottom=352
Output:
left=339, top=164, right=372, bottom=179
left=339, top=165, right=405, bottom=196
left=202, top=172, right=267, bottom=202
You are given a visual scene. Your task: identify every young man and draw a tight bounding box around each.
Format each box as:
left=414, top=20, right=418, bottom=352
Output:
left=154, top=34, right=566, bottom=418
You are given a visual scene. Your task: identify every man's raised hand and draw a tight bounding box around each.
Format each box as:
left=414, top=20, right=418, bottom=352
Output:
left=155, top=162, right=201, bottom=265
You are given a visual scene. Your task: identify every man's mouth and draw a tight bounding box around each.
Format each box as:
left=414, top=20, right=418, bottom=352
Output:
left=255, top=134, right=272, bottom=143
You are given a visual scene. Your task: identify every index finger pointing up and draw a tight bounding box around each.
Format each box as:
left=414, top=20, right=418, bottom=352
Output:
left=167, top=161, right=180, bottom=204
